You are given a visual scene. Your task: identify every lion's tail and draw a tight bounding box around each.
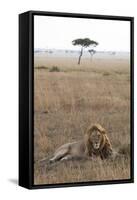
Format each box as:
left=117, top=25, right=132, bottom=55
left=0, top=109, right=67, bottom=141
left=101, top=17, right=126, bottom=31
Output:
left=34, top=156, right=53, bottom=168
left=34, top=156, right=62, bottom=171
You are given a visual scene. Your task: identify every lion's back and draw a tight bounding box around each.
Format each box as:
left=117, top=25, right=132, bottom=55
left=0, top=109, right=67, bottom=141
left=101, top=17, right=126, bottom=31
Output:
left=70, top=140, right=86, bottom=155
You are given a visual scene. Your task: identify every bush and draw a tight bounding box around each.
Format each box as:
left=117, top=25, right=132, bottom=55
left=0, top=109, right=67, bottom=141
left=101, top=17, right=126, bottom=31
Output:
left=35, top=66, right=49, bottom=70
left=49, top=66, right=60, bottom=72
left=103, top=72, right=110, bottom=76
left=118, top=144, right=130, bottom=156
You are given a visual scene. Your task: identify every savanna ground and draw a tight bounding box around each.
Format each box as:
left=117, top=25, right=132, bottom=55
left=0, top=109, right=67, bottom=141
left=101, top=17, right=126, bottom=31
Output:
left=34, top=54, right=130, bottom=185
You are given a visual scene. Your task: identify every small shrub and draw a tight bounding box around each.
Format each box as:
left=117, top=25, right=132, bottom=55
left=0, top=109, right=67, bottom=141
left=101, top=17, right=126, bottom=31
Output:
left=103, top=72, right=110, bottom=76
left=49, top=66, right=60, bottom=72
left=118, top=144, right=130, bottom=156
left=35, top=66, right=49, bottom=70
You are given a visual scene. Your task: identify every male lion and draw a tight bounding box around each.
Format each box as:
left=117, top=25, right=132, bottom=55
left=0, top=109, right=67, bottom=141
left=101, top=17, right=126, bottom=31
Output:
left=49, top=124, right=113, bottom=163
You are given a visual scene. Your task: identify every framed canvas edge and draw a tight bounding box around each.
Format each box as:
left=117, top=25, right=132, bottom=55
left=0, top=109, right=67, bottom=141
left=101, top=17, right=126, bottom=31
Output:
left=19, top=12, right=30, bottom=188
left=19, top=10, right=134, bottom=189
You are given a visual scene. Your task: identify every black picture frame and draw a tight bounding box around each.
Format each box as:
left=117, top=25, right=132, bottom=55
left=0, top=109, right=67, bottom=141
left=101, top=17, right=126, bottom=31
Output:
left=19, top=10, right=134, bottom=189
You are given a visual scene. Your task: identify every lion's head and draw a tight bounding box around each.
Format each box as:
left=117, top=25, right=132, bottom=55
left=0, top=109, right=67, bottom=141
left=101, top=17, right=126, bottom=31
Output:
left=85, top=124, right=112, bottom=159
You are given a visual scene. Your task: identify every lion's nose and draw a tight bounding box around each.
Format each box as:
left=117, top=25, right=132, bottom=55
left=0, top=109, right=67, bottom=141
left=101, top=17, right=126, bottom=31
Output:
left=95, top=143, right=99, bottom=147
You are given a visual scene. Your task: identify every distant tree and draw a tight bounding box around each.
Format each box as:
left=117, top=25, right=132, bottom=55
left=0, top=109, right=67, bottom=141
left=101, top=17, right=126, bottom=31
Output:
left=88, top=49, right=96, bottom=60
left=72, top=38, right=98, bottom=65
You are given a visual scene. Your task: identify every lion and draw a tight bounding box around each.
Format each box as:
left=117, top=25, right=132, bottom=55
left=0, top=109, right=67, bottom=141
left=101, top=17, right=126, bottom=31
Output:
left=49, top=124, right=113, bottom=163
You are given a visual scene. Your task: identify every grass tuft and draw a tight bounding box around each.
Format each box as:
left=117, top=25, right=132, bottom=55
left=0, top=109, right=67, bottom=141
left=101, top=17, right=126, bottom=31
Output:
left=49, top=66, right=60, bottom=72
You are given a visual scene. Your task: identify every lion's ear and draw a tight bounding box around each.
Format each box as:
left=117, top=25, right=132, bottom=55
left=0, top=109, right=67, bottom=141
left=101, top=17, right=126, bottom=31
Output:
left=95, top=123, right=106, bottom=134
left=101, top=128, right=106, bottom=134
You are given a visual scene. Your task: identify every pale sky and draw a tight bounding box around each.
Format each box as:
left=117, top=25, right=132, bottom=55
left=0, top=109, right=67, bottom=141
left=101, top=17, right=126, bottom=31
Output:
left=34, top=15, right=130, bottom=52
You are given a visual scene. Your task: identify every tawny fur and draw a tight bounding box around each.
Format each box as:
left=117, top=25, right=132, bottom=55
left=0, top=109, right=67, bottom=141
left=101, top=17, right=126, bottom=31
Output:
left=49, top=124, right=113, bottom=163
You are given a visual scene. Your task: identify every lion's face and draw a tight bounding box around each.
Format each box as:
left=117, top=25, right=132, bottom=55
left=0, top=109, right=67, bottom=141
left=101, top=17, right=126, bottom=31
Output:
left=90, top=130, right=103, bottom=150
left=85, top=124, right=112, bottom=158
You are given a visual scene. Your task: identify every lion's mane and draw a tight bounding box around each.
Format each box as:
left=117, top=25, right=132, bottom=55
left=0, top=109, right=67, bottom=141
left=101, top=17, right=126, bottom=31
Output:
left=84, top=124, right=113, bottom=159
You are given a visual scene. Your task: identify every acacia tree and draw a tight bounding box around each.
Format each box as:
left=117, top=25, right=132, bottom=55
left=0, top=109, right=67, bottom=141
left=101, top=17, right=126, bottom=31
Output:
left=72, top=38, right=98, bottom=65
left=88, top=49, right=96, bottom=60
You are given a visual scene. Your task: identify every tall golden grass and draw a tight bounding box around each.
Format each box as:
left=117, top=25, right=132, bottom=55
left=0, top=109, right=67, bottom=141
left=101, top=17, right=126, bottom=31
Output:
left=34, top=55, right=130, bottom=185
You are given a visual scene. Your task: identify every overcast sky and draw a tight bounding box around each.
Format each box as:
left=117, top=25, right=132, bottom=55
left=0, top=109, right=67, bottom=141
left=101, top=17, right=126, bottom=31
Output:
left=34, top=15, right=130, bottom=52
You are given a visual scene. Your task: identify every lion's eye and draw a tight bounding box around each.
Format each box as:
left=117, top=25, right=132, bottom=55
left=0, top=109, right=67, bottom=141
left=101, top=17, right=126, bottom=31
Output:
left=97, top=135, right=101, bottom=139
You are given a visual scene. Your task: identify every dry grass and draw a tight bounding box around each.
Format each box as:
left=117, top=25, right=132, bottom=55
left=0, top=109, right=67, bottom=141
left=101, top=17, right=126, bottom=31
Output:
left=34, top=55, right=130, bottom=185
